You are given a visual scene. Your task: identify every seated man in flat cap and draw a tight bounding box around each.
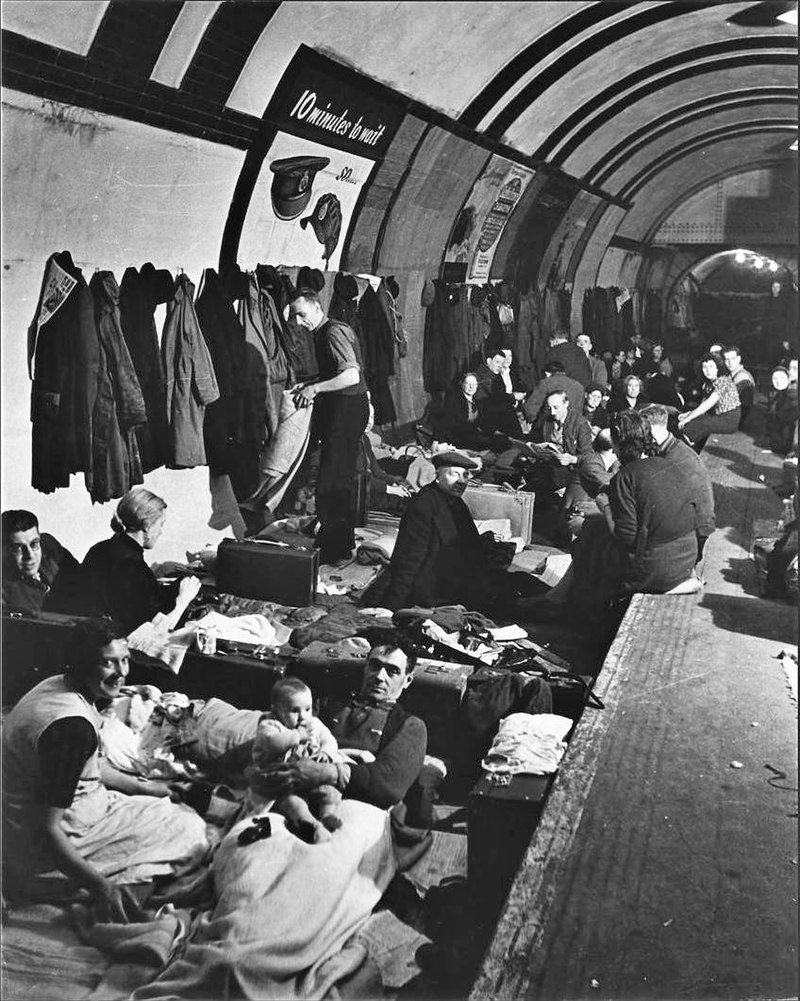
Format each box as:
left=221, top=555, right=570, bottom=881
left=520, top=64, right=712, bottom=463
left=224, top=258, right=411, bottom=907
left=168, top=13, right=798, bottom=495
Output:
left=363, top=452, right=538, bottom=614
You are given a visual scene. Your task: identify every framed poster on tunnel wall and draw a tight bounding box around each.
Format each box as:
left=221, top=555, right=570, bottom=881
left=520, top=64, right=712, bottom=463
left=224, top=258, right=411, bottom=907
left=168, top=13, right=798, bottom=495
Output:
left=223, top=45, right=406, bottom=274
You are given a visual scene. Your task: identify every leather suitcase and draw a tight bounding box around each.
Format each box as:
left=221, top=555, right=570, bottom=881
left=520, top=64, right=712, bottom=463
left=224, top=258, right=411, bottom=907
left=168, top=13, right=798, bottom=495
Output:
left=400, top=657, right=474, bottom=759
left=2, top=610, right=76, bottom=705
left=178, top=647, right=288, bottom=709
left=290, top=639, right=370, bottom=700
left=468, top=772, right=553, bottom=938
left=216, top=538, right=318, bottom=607
left=462, top=484, right=535, bottom=544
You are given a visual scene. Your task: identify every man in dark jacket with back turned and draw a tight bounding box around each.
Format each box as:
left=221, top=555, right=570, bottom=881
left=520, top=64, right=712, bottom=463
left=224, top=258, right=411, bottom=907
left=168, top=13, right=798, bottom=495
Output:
left=642, top=403, right=715, bottom=566
left=544, top=329, right=591, bottom=387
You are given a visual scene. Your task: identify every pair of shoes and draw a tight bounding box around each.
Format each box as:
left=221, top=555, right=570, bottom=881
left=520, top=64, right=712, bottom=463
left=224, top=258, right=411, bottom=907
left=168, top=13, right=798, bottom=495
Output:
left=237, top=816, right=272, bottom=846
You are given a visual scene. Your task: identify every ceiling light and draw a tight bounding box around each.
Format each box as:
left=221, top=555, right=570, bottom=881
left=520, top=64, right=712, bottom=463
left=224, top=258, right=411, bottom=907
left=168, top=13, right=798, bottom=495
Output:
left=791, top=139, right=798, bottom=151
left=753, top=257, right=764, bottom=269
left=734, top=250, right=746, bottom=263
left=769, top=260, right=780, bottom=272
left=777, top=8, right=798, bottom=25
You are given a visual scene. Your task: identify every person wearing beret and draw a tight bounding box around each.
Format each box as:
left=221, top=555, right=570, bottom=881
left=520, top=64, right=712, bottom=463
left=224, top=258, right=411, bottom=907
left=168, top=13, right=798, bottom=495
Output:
left=289, top=291, right=370, bottom=565
left=365, top=452, right=538, bottom=614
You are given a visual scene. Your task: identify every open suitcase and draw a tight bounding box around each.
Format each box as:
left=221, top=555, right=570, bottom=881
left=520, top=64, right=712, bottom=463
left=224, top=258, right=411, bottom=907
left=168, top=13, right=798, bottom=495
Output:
left=462, top=484, right=535, bottom=544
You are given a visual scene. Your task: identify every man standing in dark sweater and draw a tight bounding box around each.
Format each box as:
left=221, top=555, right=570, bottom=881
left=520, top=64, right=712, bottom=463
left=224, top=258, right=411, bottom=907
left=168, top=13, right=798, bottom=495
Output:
left=289, top=292, right=370, bottom=565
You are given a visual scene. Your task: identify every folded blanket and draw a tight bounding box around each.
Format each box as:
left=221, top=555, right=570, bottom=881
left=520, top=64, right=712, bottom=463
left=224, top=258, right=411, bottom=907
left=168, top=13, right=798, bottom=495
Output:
left=290, top=603, right=390, bottom=649
left=356, top=529, right=399, bottom=565
left=482, top=712, right=573, bottom=776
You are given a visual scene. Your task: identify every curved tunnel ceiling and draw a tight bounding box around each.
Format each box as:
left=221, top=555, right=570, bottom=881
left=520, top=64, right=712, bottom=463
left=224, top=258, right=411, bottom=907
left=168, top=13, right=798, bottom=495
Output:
left=1, top=0, right=797, bottom=262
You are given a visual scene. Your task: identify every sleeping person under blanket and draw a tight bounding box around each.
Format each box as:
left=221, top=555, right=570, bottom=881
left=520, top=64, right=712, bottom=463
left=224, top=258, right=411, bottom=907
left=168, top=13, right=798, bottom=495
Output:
left=246, top=678, right=346, bottom=844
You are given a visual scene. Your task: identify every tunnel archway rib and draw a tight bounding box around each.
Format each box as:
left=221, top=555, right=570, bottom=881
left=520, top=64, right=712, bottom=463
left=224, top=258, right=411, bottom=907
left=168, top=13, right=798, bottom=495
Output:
left=617, top=122, right=796, bottom=201
left=586, top=90, right=797, bottom=186
left=639, top=158, right=797, bottom=246
left=532, top=36, right=797, bottom=163
left=457, top=1, right=639, bottom=129
left=482, top=1, right=743, bottom=141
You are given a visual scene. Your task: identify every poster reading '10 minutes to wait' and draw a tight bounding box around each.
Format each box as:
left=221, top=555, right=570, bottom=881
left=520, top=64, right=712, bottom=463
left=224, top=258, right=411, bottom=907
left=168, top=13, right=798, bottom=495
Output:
left=237, top=45, right=406, bottom=273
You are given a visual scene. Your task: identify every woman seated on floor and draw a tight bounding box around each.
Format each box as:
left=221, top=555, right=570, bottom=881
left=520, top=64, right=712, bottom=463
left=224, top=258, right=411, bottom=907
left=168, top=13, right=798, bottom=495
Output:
left=60, top=486, right=201, bottom=634
left=606, top=373, right=650, bottom=415
left=2, top=618, right=208, bottom=921
left=436, top=372, right=508, bottom=452
left=677, top=352, right=741, bottom=453
left=766, top=364, right=798, bottom=456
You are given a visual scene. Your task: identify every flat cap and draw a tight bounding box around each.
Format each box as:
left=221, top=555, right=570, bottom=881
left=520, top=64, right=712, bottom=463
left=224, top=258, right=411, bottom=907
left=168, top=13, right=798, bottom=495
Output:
left=431, top=451, right=479, bottom=471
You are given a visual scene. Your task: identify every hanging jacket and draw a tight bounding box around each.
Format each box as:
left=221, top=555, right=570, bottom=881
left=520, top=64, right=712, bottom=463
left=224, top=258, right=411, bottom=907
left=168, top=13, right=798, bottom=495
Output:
left=118, top=265, right=170, bottom=472
left=256, top=264, right=317, bottom=382
left=161, top=274, right=220, bottom=468
left=28, top=251, right=99, bottom=493
left=329, top=271, right=364, bottom=363
left=88, top=271, right=147, bottom=503
left=195, top=268, right=262, bottom=499
left=422, top=280, right=462, bottom=394
left=238, top=271, right=290, bottom=444
left=358, top=283, right=397, bottom=425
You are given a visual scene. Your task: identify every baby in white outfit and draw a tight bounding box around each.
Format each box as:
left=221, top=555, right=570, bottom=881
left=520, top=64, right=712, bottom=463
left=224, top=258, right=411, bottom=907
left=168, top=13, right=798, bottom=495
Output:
left=248, top=677, right=342, bottom=843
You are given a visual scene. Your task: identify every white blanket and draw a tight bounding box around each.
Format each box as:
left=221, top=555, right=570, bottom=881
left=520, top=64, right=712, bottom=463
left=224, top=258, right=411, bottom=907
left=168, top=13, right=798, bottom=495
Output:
left=133, top=800, right=396, bottom=1000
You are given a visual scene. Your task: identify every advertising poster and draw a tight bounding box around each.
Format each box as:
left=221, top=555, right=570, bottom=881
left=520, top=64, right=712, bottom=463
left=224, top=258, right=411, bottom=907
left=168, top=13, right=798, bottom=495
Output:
left=236, top=45, right=406, bottom=272
left=238, top=132, right=377, bottom=272
left=444, top=155, right=535, bottom=282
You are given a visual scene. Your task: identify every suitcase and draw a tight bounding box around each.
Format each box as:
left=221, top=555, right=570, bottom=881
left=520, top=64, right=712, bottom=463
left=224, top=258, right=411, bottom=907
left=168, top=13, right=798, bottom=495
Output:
left=400, top=657, right=474, bottom=759
left=179, top=647, right=288, bottom=709
left=462, top=484, right=535, bottom=544
left=468, top=772, right=553, bottom=937
left=215, top=538, right=319, bottom=607
left=291, top=639, right=371, bottom=700
left=2, top=610, right=76, bottom=704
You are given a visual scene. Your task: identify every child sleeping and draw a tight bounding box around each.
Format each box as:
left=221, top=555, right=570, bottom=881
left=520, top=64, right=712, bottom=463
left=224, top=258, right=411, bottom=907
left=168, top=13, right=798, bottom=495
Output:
left=246, top=677, right=345, bottom=844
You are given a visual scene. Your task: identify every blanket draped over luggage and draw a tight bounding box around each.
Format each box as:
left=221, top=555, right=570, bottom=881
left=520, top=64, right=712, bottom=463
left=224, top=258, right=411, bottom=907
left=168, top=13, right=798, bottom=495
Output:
left=133, top=799, right=396, bottom=1000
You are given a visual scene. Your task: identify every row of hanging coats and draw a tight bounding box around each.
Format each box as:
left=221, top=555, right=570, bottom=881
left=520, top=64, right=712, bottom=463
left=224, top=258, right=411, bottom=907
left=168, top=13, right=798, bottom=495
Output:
left=27, top=253, right=405, bottom=504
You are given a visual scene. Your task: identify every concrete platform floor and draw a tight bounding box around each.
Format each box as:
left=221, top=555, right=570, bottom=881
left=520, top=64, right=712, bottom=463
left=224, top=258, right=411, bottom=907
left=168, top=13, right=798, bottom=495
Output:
left=472, top=430, right=798, bottom=1001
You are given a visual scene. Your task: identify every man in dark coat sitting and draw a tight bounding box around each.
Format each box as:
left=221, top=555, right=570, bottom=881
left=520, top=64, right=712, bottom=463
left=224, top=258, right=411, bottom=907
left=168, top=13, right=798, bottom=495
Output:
left=366, top=452, right=536, bottom=614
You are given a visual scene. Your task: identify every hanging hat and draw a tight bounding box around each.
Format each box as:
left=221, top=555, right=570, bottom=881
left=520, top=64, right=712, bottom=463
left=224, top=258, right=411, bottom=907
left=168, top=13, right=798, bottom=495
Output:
left=269, top=155, right=330, bottom=221
left=297, top=266, right=325, bottom=293
left=431, top=451, right=479, bottom=471
left=139, top=262, right=175, bottom=304
left=300, top=193, right=342, bottom=264
left=334, top=272, right=359, bottom=300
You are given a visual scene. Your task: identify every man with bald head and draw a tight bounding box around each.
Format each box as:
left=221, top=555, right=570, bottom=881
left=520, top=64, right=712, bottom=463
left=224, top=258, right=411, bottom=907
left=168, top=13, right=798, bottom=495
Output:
left=369, top=452, right=535, bottom=613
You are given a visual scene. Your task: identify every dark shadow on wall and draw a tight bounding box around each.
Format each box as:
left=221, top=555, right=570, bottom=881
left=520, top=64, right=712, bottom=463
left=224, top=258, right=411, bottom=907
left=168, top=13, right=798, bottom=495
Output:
left=698, top=592, right=797, bottom=646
